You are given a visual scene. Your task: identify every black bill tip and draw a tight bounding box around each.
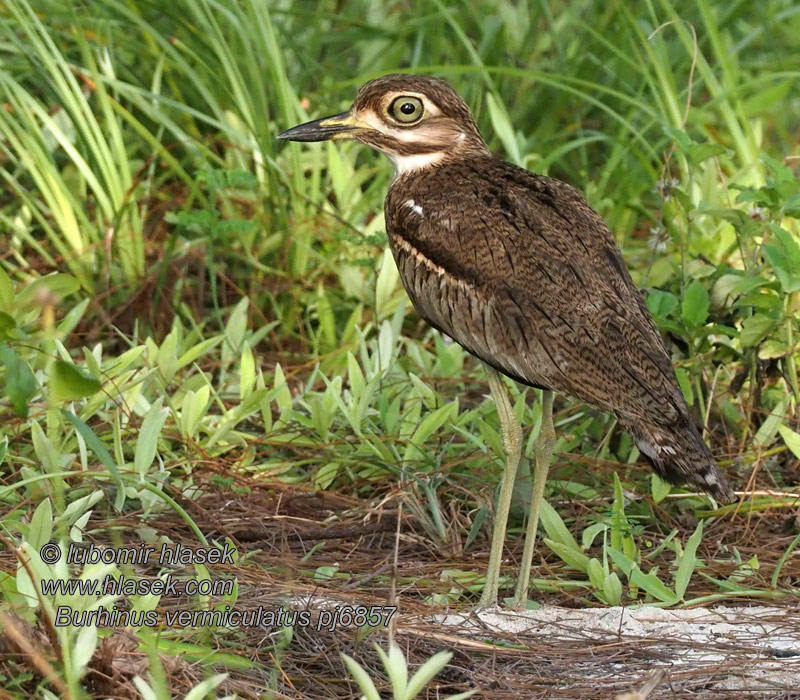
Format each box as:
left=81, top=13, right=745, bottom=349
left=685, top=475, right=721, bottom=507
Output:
left=277, top=112, right=357, bottom=142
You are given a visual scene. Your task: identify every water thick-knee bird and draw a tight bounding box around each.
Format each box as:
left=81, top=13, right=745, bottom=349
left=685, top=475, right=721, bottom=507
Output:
left=279, top=74, right=735, bottom=607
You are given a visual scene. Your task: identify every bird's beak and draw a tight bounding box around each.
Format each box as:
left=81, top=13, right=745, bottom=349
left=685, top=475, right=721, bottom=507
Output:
left=277, top=111, right=364, bottom=142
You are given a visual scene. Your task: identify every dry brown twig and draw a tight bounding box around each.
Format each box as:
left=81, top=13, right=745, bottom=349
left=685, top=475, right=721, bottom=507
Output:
left=615, top=669, right=667, bottom=700
left=0, top=612, right=70, bottom=700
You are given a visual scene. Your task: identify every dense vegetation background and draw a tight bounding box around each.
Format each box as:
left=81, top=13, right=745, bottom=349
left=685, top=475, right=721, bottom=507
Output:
left=1, top=0, right=799, bottom=697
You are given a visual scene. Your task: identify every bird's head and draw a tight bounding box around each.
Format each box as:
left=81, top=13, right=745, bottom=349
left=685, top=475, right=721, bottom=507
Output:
left=278, top=74, right=490, bottom=175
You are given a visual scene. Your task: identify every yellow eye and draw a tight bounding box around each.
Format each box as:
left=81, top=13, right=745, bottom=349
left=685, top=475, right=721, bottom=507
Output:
left=390, top=96, right=424, bottom=123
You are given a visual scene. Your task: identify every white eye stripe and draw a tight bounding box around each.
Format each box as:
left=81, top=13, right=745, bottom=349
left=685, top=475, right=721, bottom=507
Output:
left=419, top=97, right=441, bottom=117
left=387, top=127, right=428, bottom=142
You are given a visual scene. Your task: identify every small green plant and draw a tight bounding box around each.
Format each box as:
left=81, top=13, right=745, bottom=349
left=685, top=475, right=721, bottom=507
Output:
left=342, top=641, right=474, bottom=700
left=537, top=474, right=727, bottom=606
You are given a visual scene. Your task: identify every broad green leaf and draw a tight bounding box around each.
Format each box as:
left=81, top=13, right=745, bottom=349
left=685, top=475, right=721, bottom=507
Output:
left=0, top=343, right=37, bottom=417
left=31, top=420, right=60, bottom=473
left=754, top=395, right=790, bottom=447
left=603, top=572, right=623, bottom=605
left=759, top=339, right=791, bottom=360
left=57, top=298, right=90, bottom=336
left=539, top=499, right=581, bottom=553
left=404, top=401, right=458, bottom=460
left=104, top=346, right=147, bottom=377
left=314, top=462, right=340, bottom=490
left=341, top=654, right=380, bottom=700
left=16, top=274, right=80, bottom=307
left=376, top=643, right=408, bottom=700
left=375, top=247, right=399, bottom=320
left=408, top=373, right=437, bottom=409
left=222, top=297, right=249, bottom=366
left=240, top=342, right=255, bottom=400
left=62, top=409, right=124, bottom=500
left=711, top=274, right=767, bottom=308
left=674, top=521, right=703, bottom=600
left=0, top=312, right=16, bottom=339
left=0, top=266, right=13, bottom=309
left=581, top=522, right=608, bottom=550
left=545, top=539, right=590, bottom=572
left=176, top=335, right=223, bottom=369
left=663, top=126, right=691, bottom=153
left=645, top=289, right=678, bottom=318
left=28, top=498, right=53, bottom=551
left=687, top=142, right=728, bottom=165
left=58, top=491, right=103, bottom=529
left=376, top=320, right=395, bottom=373
left=650, top=473, right=671, bottom=503
left=611, top=473, right=636, bottom=560
left=697, top=205, right=761, bottom=239
left=273, top=363, right=292, bottom=421
left=405, top=649, right=454, bottom=700
left=630, top=568, right=677, bottom=603
left=156, top=325, right=180, bottom=382
left=739, top=313, right=777, bottom=348
left=180, top=386, right=211, bottom=439
left=132, top=677, right=159, bottom=700
left=778, top=424, right=800, bottom=459
left=681, top=280, right=709, bottom=326
left=206, top=388, right=268, bottom=447
left=135, top=398, right=169, bottom=476
left=182, top=674, right=228, bottom=700
left=70, top=509, right=92, bottom=542
left=763, top=224, right=800, bottom=293
left=347, top=352, right=365, bottom=399
left=315, top=284, right=337, bottom=352
left=586, top=557, right=606, bottom=590
left=675, top=367, right=694, bottom=406
left=784, top=193, right=800, bottom=218
left=49, top=360, right=101, bottom=403
left=608, top=548, right=677, bottom=603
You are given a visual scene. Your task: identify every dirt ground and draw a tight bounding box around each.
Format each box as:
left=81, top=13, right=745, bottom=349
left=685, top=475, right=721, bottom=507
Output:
left=3, top=475, right=800, bottom=699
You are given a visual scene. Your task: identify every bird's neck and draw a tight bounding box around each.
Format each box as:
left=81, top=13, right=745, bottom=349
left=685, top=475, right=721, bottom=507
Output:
left=388, top=150, right=447, bottom=176
left=388, top=143, right=492, bottom=179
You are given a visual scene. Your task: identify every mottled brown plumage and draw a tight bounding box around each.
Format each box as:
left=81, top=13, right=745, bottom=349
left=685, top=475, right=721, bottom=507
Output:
left=279, top=73, right=734, bottom=504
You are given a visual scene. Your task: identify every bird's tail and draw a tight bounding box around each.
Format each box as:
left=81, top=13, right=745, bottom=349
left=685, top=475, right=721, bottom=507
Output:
left=621, top=415, right=735, bottom=504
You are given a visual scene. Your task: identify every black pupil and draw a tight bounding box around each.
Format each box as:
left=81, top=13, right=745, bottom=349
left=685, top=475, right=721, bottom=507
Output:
left=400, top=101, right=416, bottom=115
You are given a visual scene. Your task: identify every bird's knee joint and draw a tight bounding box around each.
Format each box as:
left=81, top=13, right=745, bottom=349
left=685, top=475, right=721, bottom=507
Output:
left=504, top=423, right=523, bottom=456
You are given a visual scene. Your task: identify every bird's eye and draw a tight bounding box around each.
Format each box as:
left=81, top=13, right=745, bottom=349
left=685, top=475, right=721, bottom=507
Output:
left=390, top=96, right=424, bottom=124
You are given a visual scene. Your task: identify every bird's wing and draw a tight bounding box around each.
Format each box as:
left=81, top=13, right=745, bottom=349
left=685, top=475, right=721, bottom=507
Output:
left=385, top=160, right=687, bottom=427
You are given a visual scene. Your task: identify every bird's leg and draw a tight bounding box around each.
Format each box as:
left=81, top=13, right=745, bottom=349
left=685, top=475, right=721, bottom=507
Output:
left=512, top=389, right=555, bottom=607
left=478, top=364, right=523, bottom=608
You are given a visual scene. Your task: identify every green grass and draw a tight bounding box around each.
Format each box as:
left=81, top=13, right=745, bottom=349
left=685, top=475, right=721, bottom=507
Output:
left=1, top=0, right=800, bottom=697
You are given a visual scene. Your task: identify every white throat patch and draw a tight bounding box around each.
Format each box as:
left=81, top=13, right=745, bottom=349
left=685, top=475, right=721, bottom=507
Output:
left=388, top=151, right=445, bottom=176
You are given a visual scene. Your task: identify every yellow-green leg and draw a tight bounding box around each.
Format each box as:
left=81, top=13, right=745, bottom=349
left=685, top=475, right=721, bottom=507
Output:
left=478, top=365, right=523, bottom=608
left=512, top=390, right=555, bottom=607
